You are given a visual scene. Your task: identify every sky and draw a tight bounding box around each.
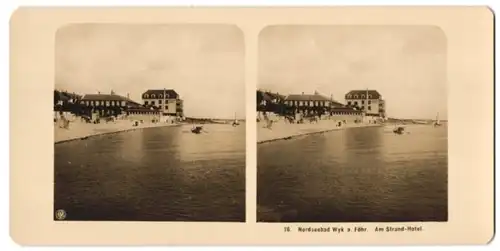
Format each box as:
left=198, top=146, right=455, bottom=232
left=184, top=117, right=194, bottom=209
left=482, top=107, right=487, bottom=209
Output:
left=258, top=25, right=447, bottom=120
left=55, top=24, right=245, bottom=120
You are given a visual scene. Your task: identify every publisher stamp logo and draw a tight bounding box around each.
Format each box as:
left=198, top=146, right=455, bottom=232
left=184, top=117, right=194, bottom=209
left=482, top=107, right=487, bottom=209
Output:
left=55, top=209, right=66, bottom=220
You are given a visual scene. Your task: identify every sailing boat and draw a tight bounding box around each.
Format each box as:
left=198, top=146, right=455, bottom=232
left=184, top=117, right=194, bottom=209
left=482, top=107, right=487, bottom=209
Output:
left=433, top=112, right=442, bottom=127
left=232, top=112, right=240, bottom=127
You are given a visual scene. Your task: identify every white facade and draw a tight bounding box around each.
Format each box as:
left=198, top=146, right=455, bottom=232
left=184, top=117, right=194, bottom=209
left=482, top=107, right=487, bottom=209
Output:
left=142, top=98, right=181, bottom=115
left=142, top=90, right=184, bottom=116
left=346, top=98, right=384, bottom=115
left=345, top=90, right=386, bottom=117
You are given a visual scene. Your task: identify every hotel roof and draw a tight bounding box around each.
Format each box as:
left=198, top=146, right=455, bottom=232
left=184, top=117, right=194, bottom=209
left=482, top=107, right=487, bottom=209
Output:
left=81, top=94, right=142, bottom=107
left=345, top=90, right=382, bottom=99
left=82, top=94, right=133, bottom=102
left=286, top=94, right=331, bottom=101
left=142, top=89, right=179, bottom=99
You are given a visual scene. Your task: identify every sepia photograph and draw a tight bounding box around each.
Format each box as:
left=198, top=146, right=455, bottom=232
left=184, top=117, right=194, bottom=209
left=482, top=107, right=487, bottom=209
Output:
left=257, top=25, right=448, bottom=222
left=53, top=24, right=246, bottom=222
left=10, top=6, right=493, bottom=245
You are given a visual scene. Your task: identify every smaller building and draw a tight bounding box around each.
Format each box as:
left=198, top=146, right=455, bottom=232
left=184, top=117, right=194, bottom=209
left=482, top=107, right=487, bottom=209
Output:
left=142, top=89, right=184, bottom=117
left=345, top=90, right=386, bottom=118
left=127, top=106, right=161, bottom=115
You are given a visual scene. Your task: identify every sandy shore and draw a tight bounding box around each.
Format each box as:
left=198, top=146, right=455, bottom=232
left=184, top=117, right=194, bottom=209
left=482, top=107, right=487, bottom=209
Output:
left=54, top=119, right=182, bottom=144
left=257, top=119, right=382, bottom=144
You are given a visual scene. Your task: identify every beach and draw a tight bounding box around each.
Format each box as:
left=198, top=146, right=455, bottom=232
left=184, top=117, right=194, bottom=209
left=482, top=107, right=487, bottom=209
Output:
left=54, top=119, right=181, bottom=144
left=257, top=119, right=382, bottom=144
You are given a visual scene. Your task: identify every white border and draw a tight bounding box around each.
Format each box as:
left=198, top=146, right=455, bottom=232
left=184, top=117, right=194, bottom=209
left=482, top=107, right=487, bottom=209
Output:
left=2, top=0, right=497, bottom=250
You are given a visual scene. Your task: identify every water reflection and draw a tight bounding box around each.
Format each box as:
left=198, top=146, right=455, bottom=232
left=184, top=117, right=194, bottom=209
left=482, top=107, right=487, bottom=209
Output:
left=54, top=124, right=246, bottom=222
left=257, top=125, right=447, bottom=222
left=175, top=124, right=245, bottom=162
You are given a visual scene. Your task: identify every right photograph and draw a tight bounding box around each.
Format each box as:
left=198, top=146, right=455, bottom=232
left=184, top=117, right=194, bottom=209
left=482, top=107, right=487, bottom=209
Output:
left=256, top=25, right=448, bottom=222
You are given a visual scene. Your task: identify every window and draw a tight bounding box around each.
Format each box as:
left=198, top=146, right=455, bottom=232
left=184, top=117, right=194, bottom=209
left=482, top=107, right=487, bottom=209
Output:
left=362, top=100, right=365, bottom=104
left=105, top=101, right=110, bottom=106
left=159, top=94, right=163, bottom=98
left=347, top=101, right=351, bottom=105
left=354, top=95, right=358, bottom=99
left=361, top=106, right=365, bottom=110
left=368, top=106, right=371, bottom=110
left=361, top=95, right=365, bottom=98
left=151, top=94, right=156, bottom=98
left=144, top=101, right=149, bottom=105
left=151, top=101, right=155, bottom=106
left=165, top=94, right=170, bottom=98
left=354, top=101, right=358, bottom=105
left=165, top=105, right=168, bottom=110
left=347, top=95, right=352, bottom=99
left=144, top=94, right=149, bottom=98
left=368, top=95, right=372, bottom=99
left=368, top=100, right=371, bottom=104
left=159, top=100, right=162, bottom=104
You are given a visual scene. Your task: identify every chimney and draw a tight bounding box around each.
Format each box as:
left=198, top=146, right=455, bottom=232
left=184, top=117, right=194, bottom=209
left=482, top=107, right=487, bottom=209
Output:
left=302, top=92, right=304, bottom=95
left=98, top=91, right=100, bottom=94
left=127, top=93, right=130, bottom=99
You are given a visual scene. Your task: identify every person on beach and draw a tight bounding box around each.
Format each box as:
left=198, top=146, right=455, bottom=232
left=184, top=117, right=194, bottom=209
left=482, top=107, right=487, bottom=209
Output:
left=58, top=115, right=70, bottom=129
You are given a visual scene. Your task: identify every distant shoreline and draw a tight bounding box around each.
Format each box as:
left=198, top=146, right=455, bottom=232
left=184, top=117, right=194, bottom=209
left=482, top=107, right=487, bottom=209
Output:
left=184, top=117, right=246, bottom=124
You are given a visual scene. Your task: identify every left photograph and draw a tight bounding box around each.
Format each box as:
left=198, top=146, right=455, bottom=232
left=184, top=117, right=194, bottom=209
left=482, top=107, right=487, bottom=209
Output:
left=53, top=24, right=246, bottom=222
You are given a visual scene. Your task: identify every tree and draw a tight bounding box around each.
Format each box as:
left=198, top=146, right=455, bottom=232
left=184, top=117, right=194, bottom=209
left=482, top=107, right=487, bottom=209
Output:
left=54, top=90, right=59, bottom=105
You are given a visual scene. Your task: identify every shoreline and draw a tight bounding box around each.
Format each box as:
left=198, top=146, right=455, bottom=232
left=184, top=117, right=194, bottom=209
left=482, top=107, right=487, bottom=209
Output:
left=257, top=122, right=382, bottom=144
left=54, top=122, right=184, bottom=144
left=54, top=120, right=242, bottom=144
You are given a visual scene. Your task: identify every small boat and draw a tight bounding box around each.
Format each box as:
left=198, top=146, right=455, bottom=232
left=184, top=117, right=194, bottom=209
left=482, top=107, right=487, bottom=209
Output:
left=433, top=112, right=442, bottom=127
left=232, top=112, right=240, bottom=127
left=191, top=126, right=203, bottom=134
left=393, top=126, right=405, bottom=135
